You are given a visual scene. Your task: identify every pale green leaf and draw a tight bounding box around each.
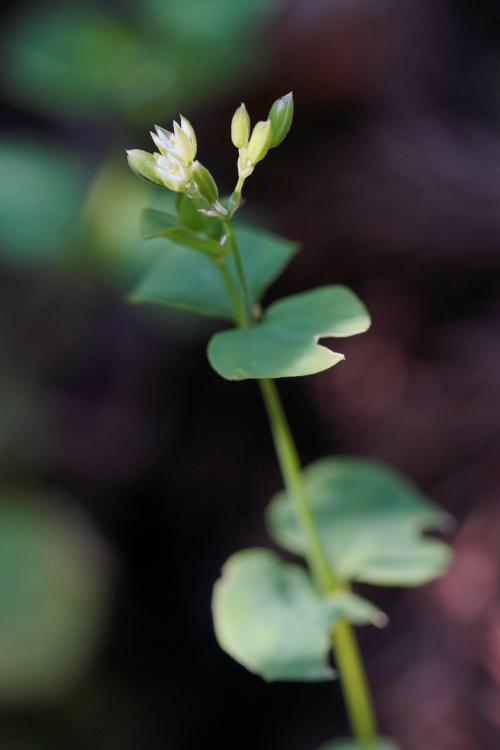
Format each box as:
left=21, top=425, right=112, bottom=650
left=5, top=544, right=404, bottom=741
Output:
left=267, top=458, right=453, bottom=587
left=208, top=285, right=370, bottom=380
left=130, top=225, right=298, bottom=320
left=140, top=208, right=226, bottom=256
left=212, top=549, right=339, bottom=682
left=140, top=207, right=177, bottom=238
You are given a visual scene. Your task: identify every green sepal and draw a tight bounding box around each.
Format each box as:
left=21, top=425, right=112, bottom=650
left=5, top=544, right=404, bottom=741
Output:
left=208, top=285, right=370, bottom=380
left=267, top=458, right=453, bottom=587
left=176, top=194, right=224, bottom=240
left=192, top=161, right=219, bottom=204
left=140, top=208, right=227, bottom=257
left=130, top=225, right=298, bottom=321
left=126, top=149, right=163, bottom=187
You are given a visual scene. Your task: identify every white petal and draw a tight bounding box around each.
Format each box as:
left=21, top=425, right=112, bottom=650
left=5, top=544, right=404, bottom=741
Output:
left=180, top=115, right=197, bottom=151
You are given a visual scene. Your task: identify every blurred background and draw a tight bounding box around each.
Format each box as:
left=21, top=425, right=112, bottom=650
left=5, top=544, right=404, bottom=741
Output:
left=0, top=0, right=499, bottom=748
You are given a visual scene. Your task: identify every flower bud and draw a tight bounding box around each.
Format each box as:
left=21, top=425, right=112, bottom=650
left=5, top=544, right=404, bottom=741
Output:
left=268, top=92, right=294, bottom=148
left=126, top=149, right=163, bottom=186
left=192, top=161, right=219, bottom=204
left=231, top=103, right=250, bottom=149
left=246, top=120, right=272, bottom=165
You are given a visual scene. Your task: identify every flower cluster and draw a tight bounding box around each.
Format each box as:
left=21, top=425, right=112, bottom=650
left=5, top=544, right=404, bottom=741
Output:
left=126, top=93, right=293, bottom=219
left=231, top=92, right=294, bottom=190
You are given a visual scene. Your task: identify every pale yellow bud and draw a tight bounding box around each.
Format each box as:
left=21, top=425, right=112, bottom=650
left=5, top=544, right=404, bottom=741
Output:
left=126, top=149, right=163, bottom=186
left=231, top=103, right=250, bottom=149
left=246, top=120, right=272, bottom=165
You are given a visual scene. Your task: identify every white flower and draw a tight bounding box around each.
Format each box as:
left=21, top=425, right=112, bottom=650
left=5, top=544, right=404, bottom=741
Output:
left=132, top=115, right=199, bottom=194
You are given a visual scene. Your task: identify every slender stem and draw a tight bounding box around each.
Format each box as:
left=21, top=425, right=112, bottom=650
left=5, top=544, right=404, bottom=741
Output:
left=215, top=223, right=380, bottom=749
left=223, top=220, right=252, bottom=325
left=260, top=378, right=379, bottom=749
left=217, top=260, right=246, bottom=328
left=259, top=378, right=337, bottom=592
left=332, top=620, right=379, bottom=748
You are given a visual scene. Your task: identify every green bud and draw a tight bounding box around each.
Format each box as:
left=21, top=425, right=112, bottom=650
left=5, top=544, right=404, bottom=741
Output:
left=192, top=161, right=219, bottom=204
left=126, top=149, right=163, bottom=186
left=231, top=103, right=250, bottom=149
left=268, top=92, right=294, bottom=148
left=246, top=120, right=272, bottom=165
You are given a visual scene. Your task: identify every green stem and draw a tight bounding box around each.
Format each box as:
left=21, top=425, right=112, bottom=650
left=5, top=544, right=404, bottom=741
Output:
left=216, top=225, right=379, bottom=750
left=259, top=378, right=336, bottom=591
left=217, top=260, right=246, bottom=328
left=332, top=620, right=379, bottom=748
left=260, top=378, right=379, bottom=749
left=223, top=220, right=252, bottom=325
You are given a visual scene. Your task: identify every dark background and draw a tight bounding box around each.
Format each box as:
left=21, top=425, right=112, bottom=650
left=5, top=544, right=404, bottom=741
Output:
left=0, top=1, right=499, bottom=748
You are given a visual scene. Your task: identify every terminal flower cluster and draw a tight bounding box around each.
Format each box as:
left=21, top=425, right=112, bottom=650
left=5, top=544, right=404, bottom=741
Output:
left=126, top=93, right=294, bottom=220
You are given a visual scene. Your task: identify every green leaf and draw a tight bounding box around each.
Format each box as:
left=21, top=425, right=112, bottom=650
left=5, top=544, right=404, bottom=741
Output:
left=140, top=207, right=177, bottom=237
left=267, top=458, right=453, bottom=587
left=208, top=285, right=370, bottom=380
left=130, top=225, right=298, bottom=320
left=318, top=739, right=399, bottom=750
left=140, top=208, right=226, bottom=256
left=212, top=549, right=339, bottom=682
left=0, top=494, right=112, bottom=703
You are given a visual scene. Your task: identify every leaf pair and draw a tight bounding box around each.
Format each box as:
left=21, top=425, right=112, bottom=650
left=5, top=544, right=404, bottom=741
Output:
left=212, top=458, right=452, bottom=682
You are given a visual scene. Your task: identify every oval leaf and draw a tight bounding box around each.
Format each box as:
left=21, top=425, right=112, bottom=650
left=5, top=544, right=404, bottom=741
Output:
left=267, top=458, right=453, bottom=587
left=130, top=226, right=298, bottom=320
left=212, top=548, right=340, bottom=682
left=208, top=286, right=370, bottom=380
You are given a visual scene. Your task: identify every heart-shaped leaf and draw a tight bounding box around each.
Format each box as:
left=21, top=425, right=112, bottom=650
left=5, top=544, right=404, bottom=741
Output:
left=318, top=739, right=399, bottom=750
left=267, top=458, right=453, bottom=587
left=212, top=549, right=386, bottom=682
left=141, top=208, right=226, bottom=257
left=212, top=548, right=339, bottom=682
left=130, top=225, right=298, bottom=320
left=208, top=286, right=370, bottom=380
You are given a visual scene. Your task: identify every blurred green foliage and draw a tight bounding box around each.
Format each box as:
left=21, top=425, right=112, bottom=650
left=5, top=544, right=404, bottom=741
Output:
left=0, top=495, right=112, bottom=704
left=0, top=142, right=88, bottom=268
left=0, top=0, right=286, bottom=719
left=2, top=0, right=282, bottom=123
